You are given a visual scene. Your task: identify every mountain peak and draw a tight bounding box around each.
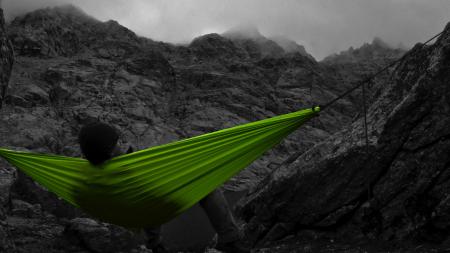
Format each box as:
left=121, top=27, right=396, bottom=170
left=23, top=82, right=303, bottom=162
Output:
left=48, top=4, right=88, bottom=16
left=222, top=24, right=264, bottom=40
left=37, top=4, right=93, bottom=21
left=322, top=36, right=405, bottom=64
left=371, top=37, right=391, bottom=49
left=11, top=4, right=96, bottom=26
left=8, top=4, right=142, bottom=57
left=269, top=35, right=315, bottom=60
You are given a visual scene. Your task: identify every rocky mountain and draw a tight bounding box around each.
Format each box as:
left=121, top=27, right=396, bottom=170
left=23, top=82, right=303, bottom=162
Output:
left=237, top=23, right=450, bottom=251
left=269, top=36, right=314, bottom=60
left=323, top=37, right=404, bottom=64
left=1, top=3, right=447, bottom=252
left=322, top=37, right=406, bottom=89
left=7, top=5, right=145, bottom=58
left=222, top=25, right=289, bottom=59
left=220, top=25, right=314, bottom=61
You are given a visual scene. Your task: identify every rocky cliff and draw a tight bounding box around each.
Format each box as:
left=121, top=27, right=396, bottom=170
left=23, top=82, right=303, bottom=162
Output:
left=0, top=7, right=13, bottom=108
left=237, top=23, right=450, bottom=251
left=0, top=4, right=445, bottom=252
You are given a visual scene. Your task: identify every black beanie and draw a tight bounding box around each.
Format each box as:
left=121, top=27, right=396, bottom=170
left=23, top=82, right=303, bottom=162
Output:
left=78, top=122, right=119, bottom=165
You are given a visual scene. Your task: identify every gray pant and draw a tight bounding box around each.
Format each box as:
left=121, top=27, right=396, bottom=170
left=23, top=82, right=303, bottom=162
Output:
left=145, top=188, right=241, bottom=247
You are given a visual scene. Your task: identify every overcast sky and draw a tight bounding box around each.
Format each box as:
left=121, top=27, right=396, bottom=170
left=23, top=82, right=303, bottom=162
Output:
left=2, top=0, right=449, bottom=60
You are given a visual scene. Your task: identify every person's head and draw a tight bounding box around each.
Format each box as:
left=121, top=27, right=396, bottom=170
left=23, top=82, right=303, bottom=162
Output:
left=78, top=122, right=119, bottom=165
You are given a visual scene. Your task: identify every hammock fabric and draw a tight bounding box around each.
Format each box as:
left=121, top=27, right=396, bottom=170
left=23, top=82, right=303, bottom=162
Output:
left=0, top=106, right=320, bottom=228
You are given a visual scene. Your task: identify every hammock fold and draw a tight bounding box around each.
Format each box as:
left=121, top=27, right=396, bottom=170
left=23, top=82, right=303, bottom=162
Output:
left=0, top=106, right=320, bottom=228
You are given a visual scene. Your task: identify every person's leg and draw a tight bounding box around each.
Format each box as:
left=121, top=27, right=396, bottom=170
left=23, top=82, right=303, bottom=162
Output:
left=199, top=188, right=242, bottom=244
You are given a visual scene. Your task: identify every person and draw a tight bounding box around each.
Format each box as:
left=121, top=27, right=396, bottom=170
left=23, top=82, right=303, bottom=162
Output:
left=78, top=121, right=250, bottom=253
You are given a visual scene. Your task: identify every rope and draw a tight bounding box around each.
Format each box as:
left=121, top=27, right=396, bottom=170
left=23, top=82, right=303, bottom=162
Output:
left=361, top=81, right=369, bottom=154
left=362, top=81, right=371, bottom=198
left=319, top=30, right=444, bottom=111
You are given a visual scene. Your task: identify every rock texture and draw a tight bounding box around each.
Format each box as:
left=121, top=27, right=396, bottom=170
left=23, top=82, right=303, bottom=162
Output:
left=0, top=7, right=13, bottom=109
left=237, top=23, right=450, bottom=250
left=0, top=5, right=14, bottom=252
left=1, top=4, right=446, bottom=252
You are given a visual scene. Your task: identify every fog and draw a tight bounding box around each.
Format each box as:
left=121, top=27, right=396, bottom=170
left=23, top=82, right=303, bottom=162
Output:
left=2, top=0, right=449, bottom=60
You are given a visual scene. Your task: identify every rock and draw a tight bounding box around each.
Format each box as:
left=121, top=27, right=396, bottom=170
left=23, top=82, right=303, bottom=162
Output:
left=432, top=195, right=450, bottom=230
left=0, top=164, right=15, bottom=218
left=0, top=7, right=14, bottom=108
left=0, top=225, right=14, bottom=252
left=190, top=33, right=249, bottom=61
left=9, top=83, right=49, bottom=107
left=65, top=218, right=142, bottom=253
left=11, top=199, right=42, bottom=218
left=259, top=222, right=296, bottom=246
left=124, top=50, right=175, bottom=86
left=5, top=214, right=77, bottom=252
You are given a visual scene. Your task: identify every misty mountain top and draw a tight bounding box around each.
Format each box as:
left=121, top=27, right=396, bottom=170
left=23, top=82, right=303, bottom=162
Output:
left=7, top=4, right=146, bottom=57
left=221, top=24, right=315, bottom=60
left=222, top=24, right=264, bottom=40
left=322, top=36, right=406, bottom=64
left=3, top=0, right=448, bottom=60
left=12, top=4, right=95, bottom=23
left=6, top=4, right=406, bottom=62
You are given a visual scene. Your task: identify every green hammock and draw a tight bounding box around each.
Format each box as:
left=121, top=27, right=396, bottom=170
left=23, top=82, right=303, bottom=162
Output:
left=0, top=106, right=319, bottom=228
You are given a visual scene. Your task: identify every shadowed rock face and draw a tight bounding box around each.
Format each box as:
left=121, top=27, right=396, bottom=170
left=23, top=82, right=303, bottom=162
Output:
left=7, top=5, right=142, bottom=58
left=0, top=6, right=14, bottom=252
left=270, top=35, right=315, bottom=61
left=1, top=4, right=444, bottom=252
left=237, top=23, right=450, bottom=247
left=0, top=7, right=13, bottom=109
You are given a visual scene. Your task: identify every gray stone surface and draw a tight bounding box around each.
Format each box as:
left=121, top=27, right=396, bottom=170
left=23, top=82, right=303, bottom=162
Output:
left=64, top=218, right=145, bottom=253
left=0, top=7, right=13, bottom=108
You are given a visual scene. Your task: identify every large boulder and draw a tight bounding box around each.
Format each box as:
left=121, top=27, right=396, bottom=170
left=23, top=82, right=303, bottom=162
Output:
left=64, top=218, right=145, bottom=253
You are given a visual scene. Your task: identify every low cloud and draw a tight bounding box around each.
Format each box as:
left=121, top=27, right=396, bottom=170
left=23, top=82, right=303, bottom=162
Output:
left=2, top=0, right=449, bottom=60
